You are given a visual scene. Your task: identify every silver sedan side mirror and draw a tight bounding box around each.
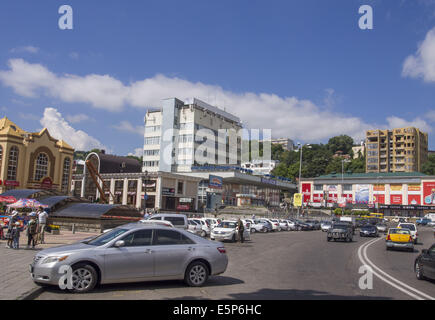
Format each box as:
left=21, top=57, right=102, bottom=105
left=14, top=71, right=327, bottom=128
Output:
left=114, top=240, right=125, bottom=248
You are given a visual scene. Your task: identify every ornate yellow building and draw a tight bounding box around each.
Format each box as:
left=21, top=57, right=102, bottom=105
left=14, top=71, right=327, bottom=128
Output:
left=0, top=117, right=74, bottom=194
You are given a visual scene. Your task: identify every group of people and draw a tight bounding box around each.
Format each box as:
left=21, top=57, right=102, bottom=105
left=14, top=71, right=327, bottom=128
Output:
left=4, top=207, right=48, bottom=250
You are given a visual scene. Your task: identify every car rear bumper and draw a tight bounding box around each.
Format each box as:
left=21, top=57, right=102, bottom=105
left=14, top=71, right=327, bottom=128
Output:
left=386, top=241, right=414, bottom=249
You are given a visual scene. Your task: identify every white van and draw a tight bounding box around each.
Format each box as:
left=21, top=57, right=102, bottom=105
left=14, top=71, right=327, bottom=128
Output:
left=147, top=213, right=188, bottom=229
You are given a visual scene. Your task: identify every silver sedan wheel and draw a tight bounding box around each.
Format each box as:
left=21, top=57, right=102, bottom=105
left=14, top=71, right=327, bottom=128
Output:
left=72, top=268, right=93, bottom=291
left=189, top=265, right=207, bottom=286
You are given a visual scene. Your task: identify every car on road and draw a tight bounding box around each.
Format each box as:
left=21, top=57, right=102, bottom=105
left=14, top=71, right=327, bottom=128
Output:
left=359, top=225, right=379, bottom=237
left=414, top=244, right=435, bottom=281
left=386, top=228, right=414, bottom=252
left=320, top=221, right=332, bottom=232
left=210, top=220, right=250, bottom=242
left=295, top=220, right=312, bottom=231
left=327, top=223, right=353, bottom=242
left=286, top=220, right=297, bottom=231
left=398, top=223, right=418, bottom=244
left=376, top=223, right=388, bottom=234
left=205, top=218, right=221, bottom=230
left=257, top=219, right=273, bottom=232
left=30, top=223, right=228, bottom=293
left=279, top=220, right=290, bottom=231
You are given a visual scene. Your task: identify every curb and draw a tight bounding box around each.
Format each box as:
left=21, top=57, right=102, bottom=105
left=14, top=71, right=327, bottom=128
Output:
left=16, top=286, right=44, bottom=300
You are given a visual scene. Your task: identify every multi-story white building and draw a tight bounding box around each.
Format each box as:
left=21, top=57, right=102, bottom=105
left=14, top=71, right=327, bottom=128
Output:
left=270, top=138, right=295, bottom=151
left=241, top=160, right=279, bottom=176
left=143, top=98, right=243, bottom=173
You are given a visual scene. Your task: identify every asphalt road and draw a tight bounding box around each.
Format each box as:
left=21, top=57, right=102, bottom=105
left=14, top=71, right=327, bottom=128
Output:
left=34, top=227, right=435, bottom=300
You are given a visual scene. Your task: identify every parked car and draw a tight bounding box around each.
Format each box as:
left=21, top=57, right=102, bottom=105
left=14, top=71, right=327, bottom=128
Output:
left=269, top=219, right=282, bottom=231
left=257, top=219, right=273, bottom=232
left=210, top=220, right=250, bottom=242
left=327, top=223, right=353, bottom=242
left=305, top=220, right=321, bottom=230
left=191, top=218, right=211, bottom=237
left=360, top=225, right=379, bottom=237
left=248, top=220, right=267, bottom=233
left=398, top=223, right=418, bottom=244
left=376, top=223, right=388, bottom=234
left=295, top=220, right=312, bottom=231
left=279, top=220, right=290, bottom=231
left=148, top=213, right=188, bottom=229
left=386, top=228, right=414, bottom=252
left=30, top=224, right=228, bottom=292
left=205, top=218, right=221, bottom=230
left=187, top=219, right=203, bottom=236
left=286, top=220, right=297, bottom=231
left=139, top=219, right=174, bottom=228
left=320, top=221, right=332, bottom=232
left=416, top=218, right=432, bottom=226
left=414, top=244, right=435, bottom=281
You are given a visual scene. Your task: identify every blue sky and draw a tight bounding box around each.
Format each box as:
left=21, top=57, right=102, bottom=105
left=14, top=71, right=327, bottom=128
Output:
left=0, top=0, right=434, bottom=156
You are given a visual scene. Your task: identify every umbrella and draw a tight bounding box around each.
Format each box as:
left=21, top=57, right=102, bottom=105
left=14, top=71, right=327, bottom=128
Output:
left=7, top=198, right=49, bottom=209
left=0, top=196, right=17, bottom=203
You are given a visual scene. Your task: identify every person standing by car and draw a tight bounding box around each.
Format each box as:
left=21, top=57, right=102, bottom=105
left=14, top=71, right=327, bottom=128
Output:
left=26, top=213, right=38, bottom=249
left=37, top=207, right=48, bottom=244
left=237, top=218, right=244, bottom=243
left=6, top=211, right=19, bottom=248
left=11, top=221, right=20, bottom=249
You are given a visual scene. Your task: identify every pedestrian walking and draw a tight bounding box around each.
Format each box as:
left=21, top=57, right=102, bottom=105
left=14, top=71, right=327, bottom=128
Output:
left=237, top=218, right=244, bottom=243
left=37, top=207, right=48, bottom=244
left=6, top=211, right=19, bottom=248
left=11, top=222, right=20, bottom=249
left=26, top=214, right=38, bottom=249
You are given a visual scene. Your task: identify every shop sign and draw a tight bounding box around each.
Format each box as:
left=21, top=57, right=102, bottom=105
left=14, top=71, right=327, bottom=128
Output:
left=209, top=175, right=223, bottom=189
left=179, top=198, right=192, bottom=203
left=4, top=180, right=19, bottom=187
left=177, top=204, right=190, bottom=211
left=40, top=177, right=53, bottom=189
left=162, top=187, right=175, bottom=196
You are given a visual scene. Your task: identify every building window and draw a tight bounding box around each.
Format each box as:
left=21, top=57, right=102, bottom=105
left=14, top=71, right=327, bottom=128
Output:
left=34, top=153, right=49, bottom=181
left=7, top=146, right=19, bottom=181
left=314, top=184, right=323, bottom=191
left=177, top=181, right=184, bottom=194
left=61, top=158, right=71, bottom=192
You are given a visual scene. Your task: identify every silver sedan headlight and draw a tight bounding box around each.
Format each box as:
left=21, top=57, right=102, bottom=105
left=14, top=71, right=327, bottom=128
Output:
left=41, top=255, right=69, bottom=264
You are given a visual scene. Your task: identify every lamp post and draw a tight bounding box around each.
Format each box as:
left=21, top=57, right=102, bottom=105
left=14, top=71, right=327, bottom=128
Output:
left=143, top=170, right=148, bottom=214
left=297, top=143, right=311, bottom=218
left=341, top=159, right=350, bottom=215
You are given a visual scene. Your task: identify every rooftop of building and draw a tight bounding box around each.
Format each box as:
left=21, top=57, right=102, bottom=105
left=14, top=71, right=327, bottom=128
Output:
left=312, top=172, right=428, bottom=179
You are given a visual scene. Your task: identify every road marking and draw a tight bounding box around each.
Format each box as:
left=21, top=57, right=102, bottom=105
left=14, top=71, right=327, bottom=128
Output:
left=357, top=237, right=435, bottom=300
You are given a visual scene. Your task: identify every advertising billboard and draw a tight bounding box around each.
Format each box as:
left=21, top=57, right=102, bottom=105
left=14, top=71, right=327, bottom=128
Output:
left=390, top=194, right=403, bottom=205
left=408, top=194, right=421, bottom=205
left=209, top=175, right=223, bottom=189
left=373, top=194, right=385, bottom=204
left=313, top=193, right=323, bottom=203
left=423, top=182, right=435, bottom=205
left=407, top=184, right=421, bottom=205
left=302, top=183, right=311, bottom=204
left=355, top=184, right=369, bottom=203
left=293, top=193, right=303, bottom=207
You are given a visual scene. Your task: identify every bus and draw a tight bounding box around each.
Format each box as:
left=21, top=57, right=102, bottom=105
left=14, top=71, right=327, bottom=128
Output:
left=370, top=213, right=384, bottom=219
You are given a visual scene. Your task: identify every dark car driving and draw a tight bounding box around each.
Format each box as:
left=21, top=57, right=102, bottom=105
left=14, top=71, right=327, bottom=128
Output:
left=359, top=225, right=378, bottom=237
left=414, top=244, right=435, bottom=281
left=327, top=223, right=353, bottom=242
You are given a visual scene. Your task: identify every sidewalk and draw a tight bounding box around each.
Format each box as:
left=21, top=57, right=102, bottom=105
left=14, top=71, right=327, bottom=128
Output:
left=0, top=230, right=99, bottom=300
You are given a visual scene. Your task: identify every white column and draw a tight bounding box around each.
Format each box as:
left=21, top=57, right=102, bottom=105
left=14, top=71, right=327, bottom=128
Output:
left=155, top=176, right=162, bottom=210
left=122, top=178, right=128, bottom=205
left=109, top=178, right=115, bottom=204
left=136, top=177, right=142, bottom=209
left=80, top=176, right=85, bottom=198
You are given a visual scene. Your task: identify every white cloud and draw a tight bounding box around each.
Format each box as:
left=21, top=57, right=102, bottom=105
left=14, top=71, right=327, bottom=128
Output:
left=113, top=120, right=143, bottom=135
left=403, top=27, right=435, bottom=82
left=386, top=116, right=433, bottom=133
left=128, top=148, right=143, bottom=158
left=10, top=46, right=39, bottom=54
left=40, top=107, right=107, bottom=151
left=0, top=58, right=431, bottom=143
left=65, top=113, right=92, bottom=123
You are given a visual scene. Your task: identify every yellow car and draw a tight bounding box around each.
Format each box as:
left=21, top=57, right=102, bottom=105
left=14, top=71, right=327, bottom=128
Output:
left=386, top=228, right=414, bottom=252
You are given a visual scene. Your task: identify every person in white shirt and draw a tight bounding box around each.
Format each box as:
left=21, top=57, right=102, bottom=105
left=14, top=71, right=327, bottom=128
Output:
left=36, top=207, right=48, bottom=244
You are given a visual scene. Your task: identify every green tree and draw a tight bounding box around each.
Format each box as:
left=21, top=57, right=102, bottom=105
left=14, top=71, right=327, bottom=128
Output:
left=327, top=135, right=354, bottom=155
left=422, top=155, right=435, bottom=175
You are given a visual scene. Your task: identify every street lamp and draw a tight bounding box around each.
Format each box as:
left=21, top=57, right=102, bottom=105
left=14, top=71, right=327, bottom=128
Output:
left=144, top=170, right=148, bottom=214
left=297, top=143, right=311, bottom=218
left=341, top=159, right=350, bottom=214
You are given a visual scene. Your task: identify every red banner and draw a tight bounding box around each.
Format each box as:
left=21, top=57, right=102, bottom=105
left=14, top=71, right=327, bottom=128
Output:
left=313, top=193, right=323, bottom=203
left=327, top=193, right=338, bottom=203
left=390, top=194, right=402, bottom=205
left=408, top=194, right=421, bottom=205
left=374, top=194, right=385, bottom=204
left=302, top=184, right=311, bottom=204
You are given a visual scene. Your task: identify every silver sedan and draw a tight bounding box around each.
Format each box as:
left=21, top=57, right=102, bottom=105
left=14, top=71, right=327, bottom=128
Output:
left=30, top=223, right=228, bottom=293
